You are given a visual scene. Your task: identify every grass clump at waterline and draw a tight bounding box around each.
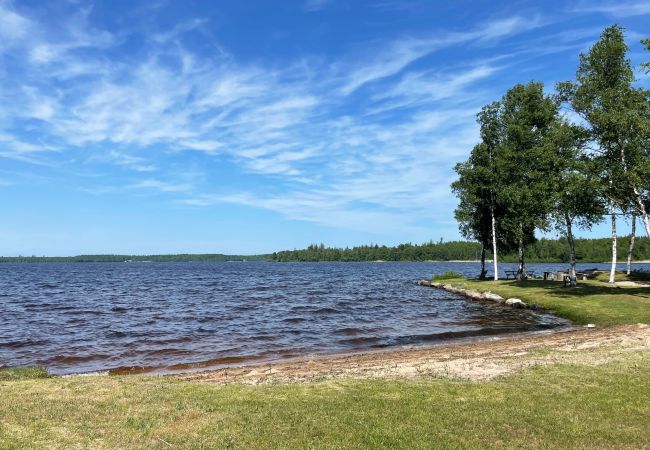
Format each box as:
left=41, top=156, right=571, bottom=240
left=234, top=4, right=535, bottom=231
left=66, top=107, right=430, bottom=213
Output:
left=1, top=353, right=649, bottom=449
left=0, top=366, right=50, bottom=381
left=453, top=278, right=650, bottom=326
left=431, top=271, right=465, bottom=281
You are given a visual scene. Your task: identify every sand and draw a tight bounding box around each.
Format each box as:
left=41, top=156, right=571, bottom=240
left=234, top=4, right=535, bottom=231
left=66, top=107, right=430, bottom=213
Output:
left=179, top=324, right=650, bottom=385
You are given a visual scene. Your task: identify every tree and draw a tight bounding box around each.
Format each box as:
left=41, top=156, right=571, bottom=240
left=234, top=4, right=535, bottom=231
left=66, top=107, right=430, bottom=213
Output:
left=452, top=149, right=492, bottom=278
left=497, top=82, right=559, bottom=280
left=547, top=122, right=605, bottom=286
left=642, top=38, right=649, bottom=73
left=452, top=103, right=507, bottom=280
left=558, top=25, right=650, bottom=283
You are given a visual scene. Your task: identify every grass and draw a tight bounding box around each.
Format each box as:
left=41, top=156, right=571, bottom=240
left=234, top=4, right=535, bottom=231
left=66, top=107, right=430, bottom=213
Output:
left=431, top=271, right=465, bottom=281
left=0, top=367, right=50, bottom=382
left=454, top=278, right=650, bottom=326
left=1, top=353, right=649, bottom=449
left=590, top=269, right=650, bottom=283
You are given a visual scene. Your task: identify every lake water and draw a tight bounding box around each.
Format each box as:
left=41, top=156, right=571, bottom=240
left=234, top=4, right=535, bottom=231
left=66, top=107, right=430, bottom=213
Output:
left=1, top=261, right=642, bottom=375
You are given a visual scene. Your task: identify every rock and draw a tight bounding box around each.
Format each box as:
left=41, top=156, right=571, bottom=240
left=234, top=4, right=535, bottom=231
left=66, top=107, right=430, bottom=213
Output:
left=430, top=282, right=443, bottom=288
left=464, top=290, right=485, bottom=300
left=417, top=279, right=431, bottom=286
left=505, top=298, right=527, bottom=308
left=483, top=292, right=505, bottom=303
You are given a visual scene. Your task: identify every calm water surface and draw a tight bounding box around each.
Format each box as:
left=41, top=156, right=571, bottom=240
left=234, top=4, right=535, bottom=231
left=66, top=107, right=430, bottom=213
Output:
left=1, top=261, right=639, bottom=375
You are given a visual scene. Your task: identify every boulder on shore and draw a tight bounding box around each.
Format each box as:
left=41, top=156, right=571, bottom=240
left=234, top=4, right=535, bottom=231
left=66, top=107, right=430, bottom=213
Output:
left=417, top=279, right=431, bottom=286
left=483, top=292, right=505, bottom=303
left=505, top=298, right=527, bottom=308
left=464, top=290, right=486, bottom=300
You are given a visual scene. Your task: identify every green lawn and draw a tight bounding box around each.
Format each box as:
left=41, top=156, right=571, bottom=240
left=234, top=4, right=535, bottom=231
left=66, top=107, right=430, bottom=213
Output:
left=447, top=278, right=650, bottom=326
left=1, top=352, right=649, bottom=449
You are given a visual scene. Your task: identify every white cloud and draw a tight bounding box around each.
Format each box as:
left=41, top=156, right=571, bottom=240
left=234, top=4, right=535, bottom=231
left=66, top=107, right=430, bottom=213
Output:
left=0, top=1, right=32, bottom=44
left=0, top=1, right=561, bottom=235
left=130, top=179, right=193, bottom=193
left=571, top=0, right=650, bottom=17
left=303, top=0, right=331, bottom=12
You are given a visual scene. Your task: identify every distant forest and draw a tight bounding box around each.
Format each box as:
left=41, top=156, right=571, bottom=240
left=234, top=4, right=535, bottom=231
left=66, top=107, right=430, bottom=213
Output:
left=3, top=236, right=650, bottom=263
left=270, top=237, right=650, bottom=263
left=0, top=254, right=268, bottom=263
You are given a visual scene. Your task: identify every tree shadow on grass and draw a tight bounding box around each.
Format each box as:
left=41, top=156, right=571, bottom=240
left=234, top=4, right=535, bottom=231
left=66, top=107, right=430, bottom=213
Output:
left=500, top=279, right=650, bottom=300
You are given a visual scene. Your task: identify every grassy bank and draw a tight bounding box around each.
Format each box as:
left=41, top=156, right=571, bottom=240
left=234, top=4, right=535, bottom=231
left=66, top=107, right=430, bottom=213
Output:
left=1, top=352, right=649, bottom=449
left=445, top=278, right=650, bottom=326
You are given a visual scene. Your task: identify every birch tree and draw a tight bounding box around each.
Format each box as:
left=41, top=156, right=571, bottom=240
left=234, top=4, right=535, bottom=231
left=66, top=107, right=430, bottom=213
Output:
left=558, top=25, right=650, bottom=283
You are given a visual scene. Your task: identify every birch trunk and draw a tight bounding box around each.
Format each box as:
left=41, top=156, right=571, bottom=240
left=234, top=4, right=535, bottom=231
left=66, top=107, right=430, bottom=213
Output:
left=619, top=142, right=650, bottom=238
left=516, top=223, right=526, bottom=280
left=479, top=243, right=487, bottom=279
left=627, top=214, right=636, bottom=275
left=632, top=188, right=650, bottom=238
left=565, top=213, right=577, bottom=287
left=491, top=207, right=498, bottom=281
left=609, top=202, right=617, bottom=284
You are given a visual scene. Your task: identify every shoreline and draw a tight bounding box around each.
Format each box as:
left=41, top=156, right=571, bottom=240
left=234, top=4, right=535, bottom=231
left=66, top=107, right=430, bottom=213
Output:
left=54, top=323, right=572, bottom=377
left=179, top=324, right=649, bottom=384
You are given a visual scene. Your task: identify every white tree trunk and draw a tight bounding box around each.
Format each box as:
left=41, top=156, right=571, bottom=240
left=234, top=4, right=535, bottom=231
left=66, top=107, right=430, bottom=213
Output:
left=565, top=213, right=577, bottom=287
left=516, top=222, right=526, bottom=280
left=491, top=207, right=498, bottom=281
left=627, top=214, right=636, bottom=275
left=609, top=203, right=617, bottom=284
left=632, top=188, right=650, bottom=239
left=479, top=243, right=487, bottom=279
left=619, top=143, right=650, bottom=239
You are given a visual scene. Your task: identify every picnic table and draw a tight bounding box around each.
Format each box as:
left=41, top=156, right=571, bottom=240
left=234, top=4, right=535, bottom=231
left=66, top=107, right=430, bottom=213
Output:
left=563, top=272, right=587, bottom=286
left=505, top=270, right=536, bottom=279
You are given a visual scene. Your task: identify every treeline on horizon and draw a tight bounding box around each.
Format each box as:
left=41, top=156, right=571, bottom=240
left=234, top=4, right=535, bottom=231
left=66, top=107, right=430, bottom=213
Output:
left=0, top=254, right=268, bottom=263
left=270, top=237, right=650, bottom=263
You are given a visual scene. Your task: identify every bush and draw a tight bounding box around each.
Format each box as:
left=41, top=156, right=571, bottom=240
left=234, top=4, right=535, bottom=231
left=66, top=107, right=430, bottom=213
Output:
left=432, top=271, right=465, bottom=281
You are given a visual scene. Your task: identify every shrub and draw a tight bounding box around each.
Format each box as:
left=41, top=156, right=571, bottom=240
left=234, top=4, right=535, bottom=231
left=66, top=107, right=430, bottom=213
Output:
left=432, top=271, right=465, bottom=281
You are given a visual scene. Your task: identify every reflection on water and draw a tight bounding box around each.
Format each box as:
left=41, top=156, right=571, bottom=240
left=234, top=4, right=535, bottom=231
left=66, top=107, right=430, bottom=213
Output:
left=1, top=261, right=629, bottom=375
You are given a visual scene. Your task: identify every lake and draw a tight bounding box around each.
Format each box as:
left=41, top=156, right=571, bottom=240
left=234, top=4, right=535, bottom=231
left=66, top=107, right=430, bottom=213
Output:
left=1, top=261, right=641, bottom=375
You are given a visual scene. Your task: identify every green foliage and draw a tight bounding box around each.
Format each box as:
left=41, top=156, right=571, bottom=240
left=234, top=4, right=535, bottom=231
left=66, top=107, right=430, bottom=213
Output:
left=270, top=236, right=650, bottom=262
left=431, top=271, right=464, bottom=281
left=560, top=25, right=650, bottom=214
left=0, top=367, right=50, bottom=381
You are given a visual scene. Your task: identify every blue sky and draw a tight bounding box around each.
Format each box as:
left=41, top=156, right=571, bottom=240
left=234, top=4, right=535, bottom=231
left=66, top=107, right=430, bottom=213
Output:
left=0, top=0, right=648, bottom=255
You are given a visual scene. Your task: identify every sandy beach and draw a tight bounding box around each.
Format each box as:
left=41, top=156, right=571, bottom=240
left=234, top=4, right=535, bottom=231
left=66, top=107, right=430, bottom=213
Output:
left=180, top=323, right=650, bottom=385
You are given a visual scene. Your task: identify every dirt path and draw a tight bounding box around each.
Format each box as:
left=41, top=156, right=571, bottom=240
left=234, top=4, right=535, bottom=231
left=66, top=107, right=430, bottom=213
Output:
left=180, top=324, right=650, bottom=385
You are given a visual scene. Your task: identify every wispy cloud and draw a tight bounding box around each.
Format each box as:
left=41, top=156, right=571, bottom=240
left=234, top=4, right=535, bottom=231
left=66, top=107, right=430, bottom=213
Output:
left=130, top=179, right=193, bottom=193
left=0, top=1, right=618, bottom=238
left=338, top=16, right=539, bottom=95
left=303, top=0, right=331, bottom=12
left=570, top=0, right=650, bottom=17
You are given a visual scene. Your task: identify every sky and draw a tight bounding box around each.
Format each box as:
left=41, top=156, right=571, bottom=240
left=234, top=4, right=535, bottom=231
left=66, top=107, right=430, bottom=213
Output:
left=0, top=0, right=649, bottom=256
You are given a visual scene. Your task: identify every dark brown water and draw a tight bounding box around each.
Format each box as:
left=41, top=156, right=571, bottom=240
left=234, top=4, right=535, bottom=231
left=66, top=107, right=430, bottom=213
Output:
left=0, top=261, right=614, bottom=375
